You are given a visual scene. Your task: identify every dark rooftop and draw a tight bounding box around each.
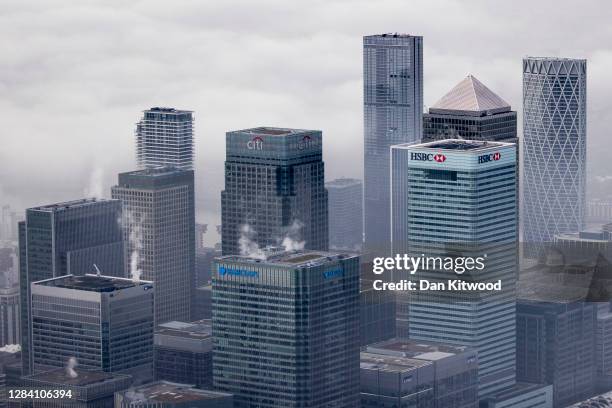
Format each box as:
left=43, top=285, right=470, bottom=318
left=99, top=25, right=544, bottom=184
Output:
left=424, top=140, right=501, bottom=151
left=218, top=250, right=356, bottom=268
left=366, top=338, right=472, bottom=360
left=122, top=381, right=231, bottom=403
left=34, top=274, right=149, bottom=293
left=147, top=107, right=192, bottom=113
left=31, top=198, right=116, bottom=212
left=156, top=320, right=212, bottom=340
left=25, top=368, right=126, bottom=387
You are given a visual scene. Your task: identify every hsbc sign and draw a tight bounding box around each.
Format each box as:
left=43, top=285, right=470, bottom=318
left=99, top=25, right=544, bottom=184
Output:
left=478, top=152, right=501, bottom=164
left=410, top=152, right=446, bottom=163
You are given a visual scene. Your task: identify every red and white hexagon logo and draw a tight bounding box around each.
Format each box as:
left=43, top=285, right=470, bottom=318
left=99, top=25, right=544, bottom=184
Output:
left=433, top=153, right=446, bottom=163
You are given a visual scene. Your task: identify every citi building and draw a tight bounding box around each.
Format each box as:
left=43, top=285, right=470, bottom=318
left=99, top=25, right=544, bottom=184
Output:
left=391, top=139, right=518, bottom=397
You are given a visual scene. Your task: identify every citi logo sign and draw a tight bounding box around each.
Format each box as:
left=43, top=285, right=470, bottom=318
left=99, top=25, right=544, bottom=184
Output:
left=478, top=152, right=501, bottom=164
left=247, top=136, right=263, bottom=150
left=298, top=135, right=312, bottom=150
left=410, top=152, right=446, bottom=162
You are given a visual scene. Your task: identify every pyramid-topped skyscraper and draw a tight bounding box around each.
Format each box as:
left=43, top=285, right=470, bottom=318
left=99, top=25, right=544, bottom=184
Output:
left=423, top=74, right=517, bottom=143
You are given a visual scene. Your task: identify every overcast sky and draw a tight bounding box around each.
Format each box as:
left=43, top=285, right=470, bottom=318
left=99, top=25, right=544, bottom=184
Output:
left=1, top=0, right=611, bottom=244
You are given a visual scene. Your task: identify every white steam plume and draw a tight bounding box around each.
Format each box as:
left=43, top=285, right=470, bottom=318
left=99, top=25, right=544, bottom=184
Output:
left=83, top=167, right=104, bottom=199
left=239, top=224, right=267, bottom=260
left=66, top=357, right=78, bottom=378
left=122, top=210, right=144, bottom=282
left=281, top=220, right=305, bottom=251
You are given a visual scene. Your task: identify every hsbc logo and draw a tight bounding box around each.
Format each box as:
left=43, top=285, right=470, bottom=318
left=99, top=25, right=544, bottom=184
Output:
left=410, top=152, right=446, bottom=163
left=478, top=152, right=501, bottom=164
left=247, top=136, right=263, bottom=150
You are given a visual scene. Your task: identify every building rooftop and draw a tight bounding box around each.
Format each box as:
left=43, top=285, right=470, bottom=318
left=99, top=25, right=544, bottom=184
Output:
left=30, top=198, right=117, bottom=212
left=567, top=389, right=612, bottom=407
left=366, top=338, right=472, bottom=360
left=325, top=178, right=362, bottom=188
left=121, top=381, right=232, bottom=403
left=217, top=250, right=357, bottom=268
left=401, top=139, right=510, bottom=152
left=430, top=75, right=511, bottom=116
left=33, top=274, right=151, bottom=293
left=24, top=367, right=129, bottom=387
left=146, top=107, right=193, bottom=114
left=361, top=352, right=432, bottom=373
left=119, top=166, right=190, bottom=178
left=156, top=320, right=212, bottom=340
left=232, top=127, right=314, bottom=137
left=366, top=33, right=418, bottom=38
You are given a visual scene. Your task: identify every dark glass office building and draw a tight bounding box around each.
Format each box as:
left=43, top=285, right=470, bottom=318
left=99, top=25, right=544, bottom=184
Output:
left=212, top=250, right=360, bottom=407
left=361, top=339, right=478, bottom=408
left=19, top=198, right=126, bottom=375
left=422, top=75, right=517, bottom=143
left=30, top=274, right=154, bottom=383
left=221, top=127, right=328, bottom=255
left=154, top=320, right=212, bottom=389
left=326, top=178, right=363, bottom=251
left=364, top=33, right=423, bottom=257
left=517, top=266, right=597, bottom=407
left=112, top=167, right=195, bottom=325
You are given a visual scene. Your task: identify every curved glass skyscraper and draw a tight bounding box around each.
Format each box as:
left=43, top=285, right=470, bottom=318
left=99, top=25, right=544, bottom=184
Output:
left=522, top=57, right=587, bottom=257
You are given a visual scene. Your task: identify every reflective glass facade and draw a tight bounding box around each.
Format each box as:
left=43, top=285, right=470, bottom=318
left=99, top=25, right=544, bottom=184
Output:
left=364, top=34, right=423, bottom=256
left=212, top=251, right=360, bottom=407
left=522, top=58, right=587, bottom=257
left=30, top=275, right=154, bottom=383
left=221, top=127, right=328, bottom=255
left=391, top=140, right=518, bottom=397
left=326, top=178, right=363, bottom=250
left=18, top=199, right=125, bottom=375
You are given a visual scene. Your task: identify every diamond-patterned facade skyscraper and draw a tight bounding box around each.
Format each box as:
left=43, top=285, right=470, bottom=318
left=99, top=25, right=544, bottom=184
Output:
left=522, top=57, right=587, bottom=257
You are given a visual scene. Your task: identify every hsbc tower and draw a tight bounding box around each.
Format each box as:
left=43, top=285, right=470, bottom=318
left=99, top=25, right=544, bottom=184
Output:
left=390, top=139, right=518, bottom=398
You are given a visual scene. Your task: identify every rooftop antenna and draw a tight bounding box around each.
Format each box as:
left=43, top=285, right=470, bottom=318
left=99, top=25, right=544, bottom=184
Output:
left=93, top=264, right=102, bottom=277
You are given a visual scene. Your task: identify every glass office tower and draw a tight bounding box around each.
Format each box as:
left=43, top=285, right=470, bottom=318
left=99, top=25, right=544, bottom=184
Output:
left=523, top=57, right=587, bottom=257
left=364, top=33, right=423, bottom=256
left=212, top=250, right=360, bottom=407
left=112, top=167, right=195, bottom=325
left=391, top=139, right=518, bottom=397
left=30, top=274, right=154, bottom=383
left=18, top=198, right=126, bottom=375
left=221, top=127, right=328, bottom=255
left=136, top=107, right=194, bottom=170
left=326, top=178, right=363, bottom=250
left=423, top=75, right=517, bottom=143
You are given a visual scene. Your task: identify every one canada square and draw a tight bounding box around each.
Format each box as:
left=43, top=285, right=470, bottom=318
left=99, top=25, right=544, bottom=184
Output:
left=522, top=57, right=587, bottom=257
left=364, top=34, right=423, bottom=256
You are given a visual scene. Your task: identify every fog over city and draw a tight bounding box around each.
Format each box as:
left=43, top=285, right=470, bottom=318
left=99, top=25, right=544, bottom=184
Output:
left=2, top=0, right=612, bottom=244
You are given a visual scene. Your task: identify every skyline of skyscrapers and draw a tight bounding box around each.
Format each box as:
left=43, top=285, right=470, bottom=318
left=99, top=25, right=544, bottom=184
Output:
left=136, top=107, right=195, bottom=171
left=364, top=33, right=423, bottom=256
left=221, top=127, right=328, bottom=255
left=6, top=26, right=606, bottom=408
left=390, top=139, right=519, bottom=397
left=522, top=57, right=587, bottom=258
left=111, top=167, right=195, bottom=325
